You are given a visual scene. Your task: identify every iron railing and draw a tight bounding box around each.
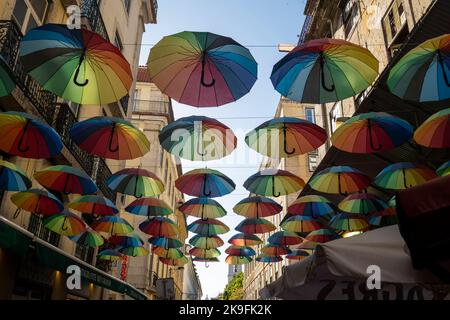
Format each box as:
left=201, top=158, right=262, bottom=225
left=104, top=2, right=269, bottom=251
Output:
left=96, top=158, right=115, bottom=202
left=120, top=94, right=130, bottom=116
left=132, top=99, right=170, bottom=115
left=80, top=0, right=109, bottom=41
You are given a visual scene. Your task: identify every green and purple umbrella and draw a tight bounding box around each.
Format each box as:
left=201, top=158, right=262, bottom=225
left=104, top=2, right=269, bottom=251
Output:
left=228, top=233, right=263, bottom=247
left=125, top=197, right=173, bottom=217
left=287, top=195, right=334, bottom=218
left=109, top=234, right=144, bottom=247
left=187, top=218, right=230, bottom=236
left=268, top=231, right=303, bottom=246
left=189, top=247, right=221, bottom=259
left=107, top=168, right=165, bottom=198
left=261, top=244, right=291, bottom=256
left=175, top=168, right=235, bottom=198
left=225, top=255, right=252, bottom=265
left=286, top=249, right=310, bottom=260
left=233, top=196, right=282, bottom=218
left=280, top=215, right=322, bottom=233
left=305, top=229, right=341, bottom=243
left=243, top=169, right=305, bottom=198
left=328, top=213, right=369, bottom=232
left=179, top=197, right=226, bottom=220
left=43, top=210, right=86, bottom=236
left=235, top=218, right=276, bottom=234
left=338, top=193, right=388, bottom=215
left=152, top=247, right=184, bottom=259
left=69, top=229, right=104, bottom=247
left=149, top=236, right=184, bottom=249
left=256, top=254, right=282, bottom=263
left=309, top=166, right=371, bottom=195
left=374, top=162, right=437, bottom=190
left=189, top=235, right=224, bottom=249
left=225, top=245, right=256, bottom=257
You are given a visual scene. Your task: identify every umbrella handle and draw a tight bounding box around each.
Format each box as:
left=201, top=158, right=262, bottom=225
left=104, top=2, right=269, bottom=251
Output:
left=196, top=133, right=207, bottom=158
left=13, top=208, right=21, bottom=219
left=367, top=119, right=382, bottom=151
left=17, top=120, right=31, bottom=153
left=74, top=49, right=89, bottom=87
left=402, top=168, right=412, bottom=188
left=338, top=173, right=347, bottom=196
left=319, top=52, right=335, bottom=92
left=134, top=182, right=143, bottom=198
left=108, top=123, right=119, bottom=153
left=205, top=261, right=209, bottom=268
left=202, top=176, right=212, bottom=197
left=201, top=53, right=215, bottom=87
left=201, top=205, right=208, bottom=221
left=272, top=176, right=281, bottom=198
left=283, top=126, right=296, bottom=155
left=63, top=175, right=71, bottom=195
left=61, top=216, right=69, bottom=231
left=437, top=50, right=450, bottom=87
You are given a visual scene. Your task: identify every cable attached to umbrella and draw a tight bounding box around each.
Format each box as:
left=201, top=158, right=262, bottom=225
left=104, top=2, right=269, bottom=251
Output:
left=17, top=120, right=31, bottom=153
left=437, top=50, right=450, bottom=87
left=74, top=48, right=89, bottom=87
left=319, top=52, right=335, bottom=92
left=108, top=123, right=119, bottom=153
left=201, top=52, right=215, bottom=87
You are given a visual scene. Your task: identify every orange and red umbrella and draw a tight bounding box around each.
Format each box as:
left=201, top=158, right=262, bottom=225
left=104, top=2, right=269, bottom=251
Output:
left=414, top=108, right=450, bottom=148
left=309, top=166, right=371, bottom=195
left=233, top=196, right=282, bottom=218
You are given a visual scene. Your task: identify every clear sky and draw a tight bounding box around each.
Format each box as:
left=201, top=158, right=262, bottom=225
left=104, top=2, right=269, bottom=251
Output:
left=139, top=0, right=306, bottom=299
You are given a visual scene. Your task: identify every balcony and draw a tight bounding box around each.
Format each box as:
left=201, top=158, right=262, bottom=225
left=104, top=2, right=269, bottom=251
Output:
left=80, top=0, right=109, bottom=41
left=132, top=99, right=172, bottom=120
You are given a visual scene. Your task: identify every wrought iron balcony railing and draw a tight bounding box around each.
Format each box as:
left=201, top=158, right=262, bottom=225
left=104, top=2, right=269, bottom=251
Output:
left=80, top=0, right=110, bottom=41
left=132, top=99, right=170, bottom=116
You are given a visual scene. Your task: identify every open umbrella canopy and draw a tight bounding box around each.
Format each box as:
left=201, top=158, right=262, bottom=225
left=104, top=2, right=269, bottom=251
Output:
left=160, top=256, right=189, bottom=266
left=271, top=38, right=378, bottom=104
left=414, top=108, right=450, bottom=148
left=179, top=197, right=226, bottom=220
left=125, top=197, right=173, bottom=217
left=109, top=234, right=144, bottom=247
left=0, top=56, right=15, bottom=97
left=175, top=168, right=235, bottom=198
left=152, top=247, right=184, bottom=259
left=437, top=161, right=450, bottom=176
left=331, top=112, right=414, bottom=154
left=98, top=249, right=124, bottom=261
left=281, top=215, right=322, bottom=233
left=19, top=24, right=132, bottom=105
left=159, top=116, right=237, bottom=161
left=139, top=217, right=178, bottom=237
left=387, top=34, right=450, bottom=102
left=243, top=169, right=305, bottom=198
left=369, top=208, right=398, bottom=227
left=225, top=255, right=252, bottom=265
left=287, top=195, right=334, bottom=218
left=233, top=196, right=282, bottom=218
left=261, top=244, right=291, bottom=256
left=34, top=165, right=97, bottom=195
left=11, top=189, right=63, bottom=216
left=149, top=236, right=183, bottom=249
left=43, top=210, right=86, bottom=236
left=0, top=112, right=62, bottom=159
left=235, top=218, right=276, bottom=234
left=189, top=247, right=221, bottom=259
left=119, top=246, right=149, bottom=257
left=268, top=231, right=303, bottom=246
left=256, top=254, right=283, bottom=263
left=286, top=249, right=310, bottom=260
left=189, top=235, right=224, bottom=249
left=69, top=229, right=104, bottom=247
left=194, top=257, right=220, bottom=263
left=107, top=168, right=165, bottom=198
left=309, top=166, right=371, bottom=195
left=328, top=213, right=369, bottom=232
left=70, top=117, right=150, bottom=160
left=0, top=160, right=32, bottom=192
left=187, top=218, right=230, bottom=236
left=228, top=233, right=263, bottom=247
left=225, top=245, right=256, bottom=257
left=68, top=195, right=118, bottom=216
left=305, top=228, right=341, bottom=243
left=91, top=216, right=134, bottom=236
left=147, top=31, right=257, bottom=107
left=245, top=117, right=327, bottom=158
left=338, top=193, right=389, bottom=215
left=374, top=162, right=437, bottom=190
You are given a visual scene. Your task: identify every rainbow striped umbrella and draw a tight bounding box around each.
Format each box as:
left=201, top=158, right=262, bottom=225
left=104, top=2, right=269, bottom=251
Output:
left=329, top=213, right=369, bottom=232
left=235, top=218, right=276, bottom=234
left=268, top=231, right=303, bottom=246
left=286, top=249, right=310, bottom=261
left=225, top=246, right=256, bottom=257
left=139, top=217, right=178, bottom=237
left=107, top=168, right=164, bottom=198
left=189, top=235, right=224, bottom=249
left=228, top=233, right=262, bottom=247
left=68, top=195, right=118, bottom=216
left=256, top=254, right=282, bottom=263
left=387, top=34, right=450, bottom=102
left=297, top=240, right=318, bottom=250
left=98, top=249, right=124, bottom=261
left=374, top=162, right=437, bottom=190
left=338, top=193, right=388, bottom=215
left=19, top=24, right=132, bottom=105
left=160, top=256, right=189, bottom=266
left=261, top=244, right=291, bottom=256
left=245, top=117, right=327, bottom=157
left=149, top=236, right=183, bottom=249
left=179, top=197, right=226, bottom=220
left=70, top=117, right=150, bottom=160
left=414, top=108, right=450, bottom=148
left=369, top=208, right=398, bottom=227
left=437, top=161, right=450, bottom=176
left=287, top=195, right=334, bottom=218
left=119, top=246, right=149, bottom=257
left=152, top=247, right=184, bottom=259
left=175, top=168, right=235, bottom=198
left=69, top=229, right=104, bottom=247
left=280, top=215, right=322, bottom=233
left=11, top=189, right=63, bottom=217
left=0, top=56, right=15, bottom=97
left=225, top=255, right=252, bottom=265
left=109, top=234, right=144, bottom=247
left=148, top=31, right=257, bottom=107
left=188, top=218, right=230, bottom=236
left=0, top=160, right=31, bottom=192
left=125, top=197, right=172, bottom=217
left=189, top=247, right=221, bottom=259
left=43, top=210, right=86, bottom=236
left=194, top=257, right=220, bottom=263
left=233, top=196, right=282, bottom=218
left=271, top=38, right=378, bottom=103
left=309, top=166, right=371, bottom=195
left=34, top=165, right=97, bottom=195
left=243, top=169, right=305, bottom=198
left=305, top=229, right=341, bottom=243
left=91, top=216, right=134, bottom=236
left=0, top=112, right=62, bottom=159
left=159, top=116, right=237, bottom=161
left=331, top=112, right=413, bottom=153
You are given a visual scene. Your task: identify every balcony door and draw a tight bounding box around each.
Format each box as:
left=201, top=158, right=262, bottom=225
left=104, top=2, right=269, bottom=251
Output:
left=12, top=0, right=50, bottom=34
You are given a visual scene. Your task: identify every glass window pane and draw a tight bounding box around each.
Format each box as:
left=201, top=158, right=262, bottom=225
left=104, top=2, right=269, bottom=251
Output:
left=26, top=14, right=38, bottom=33
left=30, top=0, right=48, bottom=21
left=12, top=0, right=28, bottom=29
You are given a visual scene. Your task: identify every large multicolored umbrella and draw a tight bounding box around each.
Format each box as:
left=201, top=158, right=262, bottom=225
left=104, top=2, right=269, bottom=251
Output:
left=338, top=193, right=388, bottom=215
left=11, top=189, right=63, bottom=217
left=0, top=56, right=15, bottom=97
left=228, top=233, right=263, bottom=247
left=280, top=215, right=322, bottom=233
left=286, top=249, right=310, bottom=261
left=189, top=235, right=224, bottom=249
left=387, top=34, right=450, bottom=102
left=43, top=210, right=86, bottom=236
left=139, top=217, right=178, bottom=237
left=70, top=117, right=150, bottom=160
left=268, top=231, right=303, bottom=246
left=189, top=247, right=221, bottom=259
left=235, top=218, right=276, bottom=234
left=109, top=234, right=144, bottom=247
left=147, top=31, right=257, bottom=107
left=91, top=216, right=134, bottom=235
left=233, top=196, right=282, bottom=218
left=374, top=162, right=437, bottom=190
left=152, top=247, right=184, bottom=259
left=331, top=112, right=414, bottom=153
left=256, top=254, right=282, bottom=263
left=160, top=256, right=189, bottom=266
left=69, top=229, right=104, bottom=247
left=0, top=112, right=62, bottom=159
left=305, top=228, right=341, bottom=243
left=243, top=169, right=305, bottom=198
left=193, top=257, right=220, bottom=263
left=225, top=245, right=256, bottom=257
left=107, top=168, right=164, bottom=198
left=20, top=24, right=132, bottom=105
left=149, top=236, right=183, bottom=249
left=309, top=166, right=371, bottom=195
left=225, top=255, right=252, bottom=265
left=125, top=197, right=172, bottom=217
left=175, top=168, right=235, bottom=198
left=0, top=160, right=32, bottom=192
left=34, top=165, right=97, bottom=195
left=98, top=249, right=124, bottom=261
left=188, top=218, right=230, bottom=236
left=414, top=108, right=450, bottom=148
left=119, top=246, right=149, bottom=257
left=68, top=195, right=118, bottom=216
left=271, top=38, right=378, bottom=104
left=437, top=161, right=450, bottom=176
left=369, top=208, right=398, bottom=227
left=245, top=117, right=327, bottom=157
left=159, top=116, right=237, bottom=161
left=179, top=197, right=226, bottom=220
left=328, top=213, right=369, bottom=232
left=287, top=195, right=334, bottom=218
left=261, top=244, right=291, bottom=256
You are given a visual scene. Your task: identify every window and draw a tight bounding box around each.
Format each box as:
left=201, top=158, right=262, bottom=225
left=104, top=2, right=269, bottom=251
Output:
left=75, top=243, right=95, bottom=264
left=123, top=0, right=131, bottom=13
left=340, top=0, right=359, bottom=38
left=28, top=214, right=60, bottom=247
left=329, top=102, right=343, bottom=133
left=308, top=153, right=319, bottom=172
left=13, top=0, right=49, bottom=34
left=305, top=107, right=315, bottom=124
left=114, top=32, right=124, bottom=52
left=383, top=0, right=409, bottom=58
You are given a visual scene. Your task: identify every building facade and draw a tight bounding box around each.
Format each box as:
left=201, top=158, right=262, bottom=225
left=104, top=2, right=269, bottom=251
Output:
left=228, top=264, right=242, bottom=283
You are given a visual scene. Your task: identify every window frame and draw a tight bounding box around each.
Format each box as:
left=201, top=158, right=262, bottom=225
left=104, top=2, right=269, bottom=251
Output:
left=12, top=0, right=50, bottom=34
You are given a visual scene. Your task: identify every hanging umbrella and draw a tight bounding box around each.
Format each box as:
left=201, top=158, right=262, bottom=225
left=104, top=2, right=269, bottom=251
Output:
left=193, top=257, right=220, bottom=263
left=387, top=34, right=450, bottom=102
left=256, top=254, right=283, bottom=263
left=43, top=210, right=86, bottom=236
left=69, top=229, right=104, bottom=247
left=414, top=108, right=450, bottom=148
left=328, top=213, right=369, bottom=232
left=139, top=217, right=178, bottom=237
left=305, top=228, right=341, bottom=243
left=271, top=38, right=378, bottom=104
left=159, top=256, right=189, bottom=266
left=0, top=56, right=15, bottom=97
left=296, top=239, right=318, bottom=250
left=374, top=162, right=437, bottom=190
left=11, top=189, right=63, bottom=218
left=34, top=165, right=97, bottom=195
left=280, top=215, right=322, bottom=233
left=175, top=168, right=235, bottom=198
left=228, top=233, right=263, bottom=247
left=225, top=245, right=256, bottom=257
left=245, top=117, right=327, bottom=157
left=369, top=208, right=398, bottom=227
left=70, top=117, right=150, bottom=160
left=268, top=231, right=303, bottom=246
left=233, top=196, right=282, bottom=218
left=243, top=169, right=305, bottom=198
left=109, top=234, right=144, bottom=247
left=149, top=236, right=183, bottom=249
left=338, top=193, right=388, bottom=215
left=261, top=244, right=291, bottom=256
left=287, top=195, right=334, bottom=218
left=225, top=255, right=252, bottom=265
left=119, top=246, right=149, bottom=257
left=147, top=31, right=257, bottom=107
left=309, top=166, right=371, bottom=195
left=98, top=249, right=124, bottom=261
left=91, top=216, right=134, bottom=235
left=286, top=249, right=310, bottom=261
left=187, top=218, right=230, bottom=236
left=19, top=24, right=132, bottom=105
left=0, top=112, right=62, bottom=159
left=0, top=160, right=31, bottom=192
left=68, top=195, right=118, bottom=216
left=437, top=161, right=450, bottom=177
left=189, top=235, right=224, bottom=249
left=159, top=116, right=237, bottom=161
left=189, top=247, right=221, bottom=259
left=235, top=218, right=276, bottom=234
left=179, top=197, right=226, bottom=220
left=331, top=112, right=414, bottom=153
left=107, top=168, right=164, bottom=198
left=152, top=247, right=184, bottom=259
left=125, top=197, right=172, bottom=217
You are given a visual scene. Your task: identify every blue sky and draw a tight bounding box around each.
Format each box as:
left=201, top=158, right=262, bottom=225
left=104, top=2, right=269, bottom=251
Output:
left=139, top=0, right=306, bottom=299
